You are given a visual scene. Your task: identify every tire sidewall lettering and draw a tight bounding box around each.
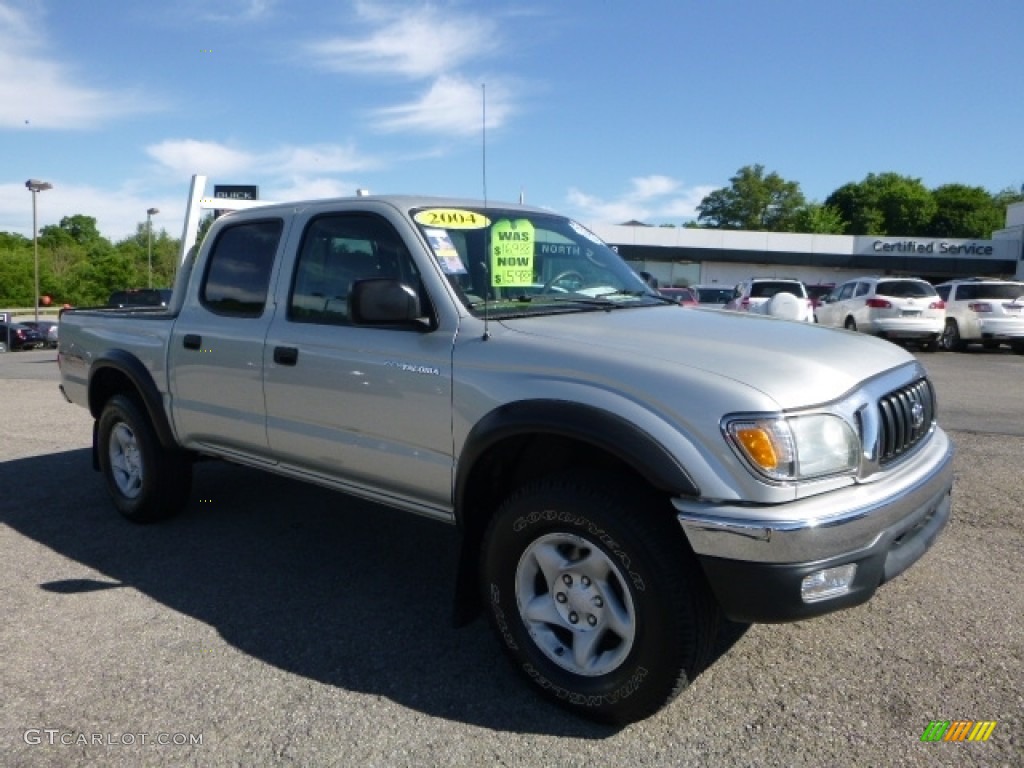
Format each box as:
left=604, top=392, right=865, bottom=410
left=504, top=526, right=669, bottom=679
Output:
left=521, top=662, right=649, bottom=708
left=511, top=508, right=645, bottom=592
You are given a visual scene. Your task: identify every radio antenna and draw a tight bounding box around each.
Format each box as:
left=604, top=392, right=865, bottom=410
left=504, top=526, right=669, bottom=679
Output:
left=481, top=83, right=488, bottom=207
left=481, top=82, right=491, bottom=340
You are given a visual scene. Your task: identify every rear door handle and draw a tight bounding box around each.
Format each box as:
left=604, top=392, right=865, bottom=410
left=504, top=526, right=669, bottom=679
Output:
left=183, top=334, right=201, bottom=350
left=274, top=346, right=299, bottom=366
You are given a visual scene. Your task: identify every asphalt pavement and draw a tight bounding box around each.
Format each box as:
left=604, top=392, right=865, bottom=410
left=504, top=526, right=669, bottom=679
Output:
left=0, top=347, right=1020, bottom=767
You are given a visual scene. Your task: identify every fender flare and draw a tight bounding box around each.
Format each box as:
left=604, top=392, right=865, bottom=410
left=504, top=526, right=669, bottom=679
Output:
left=450, top=399, right=700, bottom=626
left=88, top=349, right=178, bottom=450
left=454, top=399, right=699, bottom=520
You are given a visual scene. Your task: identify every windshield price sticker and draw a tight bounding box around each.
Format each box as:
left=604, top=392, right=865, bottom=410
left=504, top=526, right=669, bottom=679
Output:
left=414, top=209, right=491, bottom=229
left=424, top=228, right=467, bottom=274
left=490, top=219, right=535, bottom=287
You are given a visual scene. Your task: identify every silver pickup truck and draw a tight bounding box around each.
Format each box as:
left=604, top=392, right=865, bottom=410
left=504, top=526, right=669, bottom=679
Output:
left=58, top=195, right=954, bottom=724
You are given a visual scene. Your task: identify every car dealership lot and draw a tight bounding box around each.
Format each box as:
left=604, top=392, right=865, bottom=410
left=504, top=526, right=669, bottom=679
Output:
left=1, top=348, right=1020, bottom=767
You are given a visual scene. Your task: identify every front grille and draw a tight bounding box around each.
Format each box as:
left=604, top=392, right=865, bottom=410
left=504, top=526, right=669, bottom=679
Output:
left=877, top=378, right=935, bottom=465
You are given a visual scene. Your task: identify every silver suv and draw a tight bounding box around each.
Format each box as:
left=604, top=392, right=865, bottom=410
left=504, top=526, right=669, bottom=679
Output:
left=935, top=278, right=1024, bottom=354
left=815, top=276, right=944, bottom=351
left=724, top=278, right=813, bottom=322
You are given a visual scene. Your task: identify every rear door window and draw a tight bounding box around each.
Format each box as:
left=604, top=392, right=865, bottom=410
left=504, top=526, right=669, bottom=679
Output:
left=200, top=219, right=283, bottom=317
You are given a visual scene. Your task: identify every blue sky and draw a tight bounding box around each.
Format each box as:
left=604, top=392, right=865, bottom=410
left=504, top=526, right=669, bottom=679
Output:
left=1, top=0, right=1021, bottom=241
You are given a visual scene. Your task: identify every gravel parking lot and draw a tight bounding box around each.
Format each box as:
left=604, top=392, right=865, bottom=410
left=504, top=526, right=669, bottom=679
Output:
left=0, top=348, right=1020, bottom=767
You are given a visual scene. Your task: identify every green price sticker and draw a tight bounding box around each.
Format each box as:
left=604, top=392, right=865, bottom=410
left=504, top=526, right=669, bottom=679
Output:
left=490, top=219, right=535, bottom=288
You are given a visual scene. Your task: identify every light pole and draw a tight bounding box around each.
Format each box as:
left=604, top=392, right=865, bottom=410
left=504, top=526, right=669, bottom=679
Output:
left=25, top=179, right=53, bottom=323
left=146, top=207, right=159, bottom=289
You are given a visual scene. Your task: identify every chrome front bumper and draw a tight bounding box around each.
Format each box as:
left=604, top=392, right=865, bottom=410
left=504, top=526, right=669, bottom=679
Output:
left=673, top=430, right=954, bottom=622
left=674, top=429, right=953, bottom=564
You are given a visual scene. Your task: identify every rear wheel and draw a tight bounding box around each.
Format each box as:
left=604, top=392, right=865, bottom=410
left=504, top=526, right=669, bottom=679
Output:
left=481, top=471, right=718, bottom=724
left=1012, top=342, right=1024, bottom=356
left=919, top=336, right=938, bottom=353
left=844, top=317, right=857, bottom=332
left=97, top=394, right=192, bottom=523
left=941, top=319, right=966, bottom=352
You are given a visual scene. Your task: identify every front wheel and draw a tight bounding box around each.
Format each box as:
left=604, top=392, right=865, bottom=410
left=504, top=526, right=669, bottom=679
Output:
left=481, top=472, right=718, bottom=724
left=97, top=394, right=192, bottom=522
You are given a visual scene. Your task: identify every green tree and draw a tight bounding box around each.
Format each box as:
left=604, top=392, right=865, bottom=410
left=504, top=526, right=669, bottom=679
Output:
left=696, top=164, right=807, bottom=231
left=825, top=173, right=936, bottom=235
left=925, top=184, right=1005, bottom=238
left=115, top=224, right=180, bottom=288
left=790, top=203, right=847, bottom=234
left=40, top=214, right=113, bottom=258
left=0, top=234, right=33, bottom=306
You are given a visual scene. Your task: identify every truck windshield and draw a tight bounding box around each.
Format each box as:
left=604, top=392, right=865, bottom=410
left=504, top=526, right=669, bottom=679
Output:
left=411, top=206, right=663, bottom=318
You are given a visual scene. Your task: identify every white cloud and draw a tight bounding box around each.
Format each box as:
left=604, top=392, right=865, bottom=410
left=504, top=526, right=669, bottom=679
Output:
left=267, top=176, right=361, bottom=201
left=173, top=0, right=276, bottom=23
left=216, top=0, right=275, bottom=22
left=372, top=75, right=510, bottom=135
left=146, top=140, right=259, bottom=178
left=0, top=1, right=162, bottom=129
left=0, top=134, right=378, bottom=242
left=303, top=2, right=517, bottom=138
left=630, top=175, right=679, bottom=200
left=0, top=180, right=187, bottom=242
left=306, top=2, right=495, bottom=79
left=266, top=143, right=376, bottom=175
left=567, top=177, right=716, bottom=224
left=147, top=139, right=378, bottom=179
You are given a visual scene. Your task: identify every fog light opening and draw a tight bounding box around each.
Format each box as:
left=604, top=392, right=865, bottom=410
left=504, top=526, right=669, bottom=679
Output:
left=801, top=564, right=857, bottom=603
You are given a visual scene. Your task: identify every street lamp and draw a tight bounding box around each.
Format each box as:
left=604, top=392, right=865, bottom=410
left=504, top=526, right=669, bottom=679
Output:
left=146, top=207, right=160, bottom=288
left=25, top=179, right=53, bottom=323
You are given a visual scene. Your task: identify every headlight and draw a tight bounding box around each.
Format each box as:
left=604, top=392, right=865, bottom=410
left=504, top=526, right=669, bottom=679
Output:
left=725, top=413, right=859, bottom=482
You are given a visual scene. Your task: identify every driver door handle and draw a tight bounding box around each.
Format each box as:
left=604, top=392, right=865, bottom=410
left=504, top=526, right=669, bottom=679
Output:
left=274, top=346, right=299, bottom=366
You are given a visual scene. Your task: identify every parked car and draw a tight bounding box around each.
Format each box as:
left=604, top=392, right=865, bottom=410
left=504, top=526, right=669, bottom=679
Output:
left=816, top=276, right=944, bottom=351
left=935, top=277, right=1024, bottom=353
left=107, top=288, right=172, bottom=308
left=724, top=278, right=814, bottom=322
left=658, top=286, right=699, bottom=306
left=0, top=321, right=46, bottom=351
left=22, top=320, right=59, bottom=348
left=691, top=285, right=734, bottom=308
left=806, top=283, right=836, bottom=313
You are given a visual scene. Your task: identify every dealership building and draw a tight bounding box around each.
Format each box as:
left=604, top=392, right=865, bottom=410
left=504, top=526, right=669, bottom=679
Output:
left=590, top=202, right=1024, bottom=289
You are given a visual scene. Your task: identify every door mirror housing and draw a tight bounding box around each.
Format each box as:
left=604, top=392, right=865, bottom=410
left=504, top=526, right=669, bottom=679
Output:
left=350, top=278, right=429, bottom=328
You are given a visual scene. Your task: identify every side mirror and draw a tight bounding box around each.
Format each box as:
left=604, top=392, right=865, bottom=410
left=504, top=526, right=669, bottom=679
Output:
left=350, top=278, right=426, bottom=327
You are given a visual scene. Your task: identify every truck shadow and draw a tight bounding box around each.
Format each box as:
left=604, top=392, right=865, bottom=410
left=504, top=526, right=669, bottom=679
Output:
left=0, top=449, right=747, bottom=735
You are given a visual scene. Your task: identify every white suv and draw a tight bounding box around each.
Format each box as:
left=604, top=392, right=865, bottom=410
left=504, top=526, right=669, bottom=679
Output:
left=724, top=278, right=814, bottom=322
left=935, top=278, right=1024, bottom=354
left=815, top=276, right=945, bottom=351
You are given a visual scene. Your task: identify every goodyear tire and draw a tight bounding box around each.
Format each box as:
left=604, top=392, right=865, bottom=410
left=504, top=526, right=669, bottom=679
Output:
left=481, top=471, right=718, bottom=724
left=97, top=394, right=192, bottom=523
